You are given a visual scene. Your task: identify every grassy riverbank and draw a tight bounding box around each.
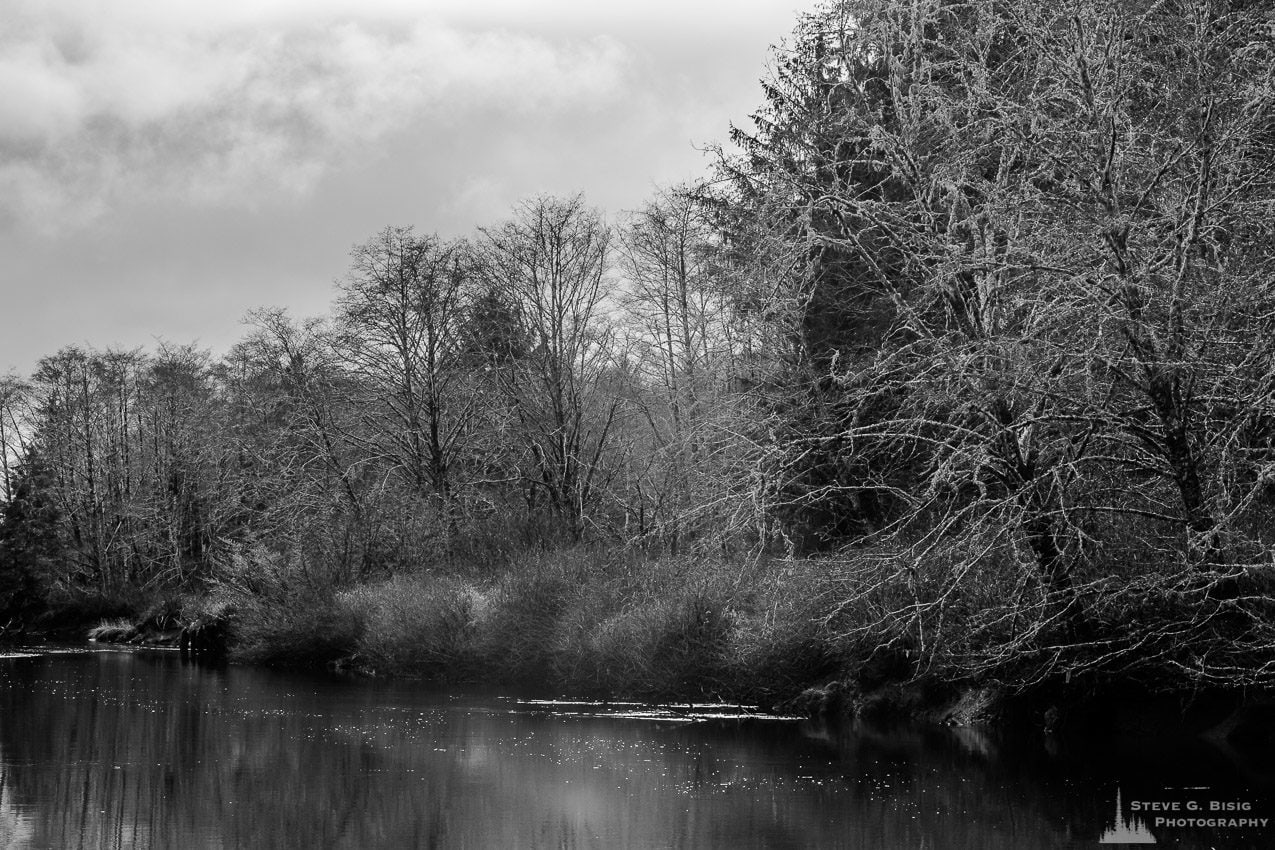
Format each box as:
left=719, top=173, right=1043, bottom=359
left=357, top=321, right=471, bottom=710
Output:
left=219, top=548, right=839, bottom=705
left=56, top=541, right=1271, bottom=737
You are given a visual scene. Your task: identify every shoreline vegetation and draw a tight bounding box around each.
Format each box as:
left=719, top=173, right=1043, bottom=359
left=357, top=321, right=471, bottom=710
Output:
left=4, top=0, right=1275, bottom=747
left=22, top=543, right=1275, bottom=747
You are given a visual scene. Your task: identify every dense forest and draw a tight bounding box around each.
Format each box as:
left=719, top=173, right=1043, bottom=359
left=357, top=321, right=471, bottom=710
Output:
left=3, top=0, right=1275, bottom=714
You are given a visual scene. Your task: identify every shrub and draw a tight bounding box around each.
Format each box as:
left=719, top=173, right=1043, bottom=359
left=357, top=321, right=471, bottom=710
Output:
left=42, top=585, right=142, bottom=627
left=229, top=591, right=363, bottom=668
left=728, top=559, right=844, bottom=701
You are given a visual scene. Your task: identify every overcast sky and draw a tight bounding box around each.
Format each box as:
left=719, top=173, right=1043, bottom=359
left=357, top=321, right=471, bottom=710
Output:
left=0, top=0, right=806, bottom=375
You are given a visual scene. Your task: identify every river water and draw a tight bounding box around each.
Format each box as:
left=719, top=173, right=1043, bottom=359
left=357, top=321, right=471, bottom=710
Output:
left=0, top=647, right=1271, bottom=849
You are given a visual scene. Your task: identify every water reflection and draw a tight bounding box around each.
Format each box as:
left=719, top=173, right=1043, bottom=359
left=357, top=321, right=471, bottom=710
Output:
left=0, top=650, right=1271, bottom=849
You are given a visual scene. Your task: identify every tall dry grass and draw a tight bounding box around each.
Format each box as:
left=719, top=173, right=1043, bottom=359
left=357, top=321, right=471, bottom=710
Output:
left=219, top=547, right=854, bottom=704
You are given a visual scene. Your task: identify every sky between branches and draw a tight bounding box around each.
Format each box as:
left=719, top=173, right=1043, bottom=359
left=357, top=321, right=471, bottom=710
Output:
left=0, top=0, right=802, bottom=374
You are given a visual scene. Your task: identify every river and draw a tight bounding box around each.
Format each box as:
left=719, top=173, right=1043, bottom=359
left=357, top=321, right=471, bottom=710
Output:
left=0, top=646, right=1271, bottom=848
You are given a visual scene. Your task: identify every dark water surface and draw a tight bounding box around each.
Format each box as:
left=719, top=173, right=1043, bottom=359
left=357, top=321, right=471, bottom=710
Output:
left=0, top=648, right=1272, bottom=849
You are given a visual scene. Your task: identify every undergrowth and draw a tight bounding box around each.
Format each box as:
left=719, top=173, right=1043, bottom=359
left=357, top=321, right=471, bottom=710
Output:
left=211, top=538, right=1275, bottom=709
left=217, top=547, right=850, bottom=703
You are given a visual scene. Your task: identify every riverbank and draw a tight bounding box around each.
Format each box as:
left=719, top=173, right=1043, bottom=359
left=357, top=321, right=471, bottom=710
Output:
left=51, top=544, right=1275, bottom=749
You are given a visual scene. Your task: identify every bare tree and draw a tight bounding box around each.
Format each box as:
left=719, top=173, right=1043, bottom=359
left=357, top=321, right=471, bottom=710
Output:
left=28, top=348, right=109, bottom=588
left=0, top=375, right=31, bottom=504
left=336, top=227, right=477, bottom=532
left=232, top=309, right=379, bottom=579
left=617, top=185, right=738, bottom=550
left=476, top=195, right=621, bottom=541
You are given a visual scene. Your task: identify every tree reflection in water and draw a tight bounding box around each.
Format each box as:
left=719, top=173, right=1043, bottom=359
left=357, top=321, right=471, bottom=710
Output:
left=0, top=650, right=1271, bottom=849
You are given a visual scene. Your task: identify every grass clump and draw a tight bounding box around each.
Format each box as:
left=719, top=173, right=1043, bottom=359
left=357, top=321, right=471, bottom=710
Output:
left=341, top=575, right=478, bottom=676
left=470, top=553, right=588, bottom=683
left=578, top=586, right=734, bottom=698
left=87, top=617, right=138, bottom=643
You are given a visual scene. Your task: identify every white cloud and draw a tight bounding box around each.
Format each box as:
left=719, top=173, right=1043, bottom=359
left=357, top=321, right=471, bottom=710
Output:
left=0, top=1, right=630, bottom=231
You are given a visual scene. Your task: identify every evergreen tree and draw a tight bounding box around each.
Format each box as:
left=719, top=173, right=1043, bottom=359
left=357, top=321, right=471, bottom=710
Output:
left=0, top=449, right=62, bottom=616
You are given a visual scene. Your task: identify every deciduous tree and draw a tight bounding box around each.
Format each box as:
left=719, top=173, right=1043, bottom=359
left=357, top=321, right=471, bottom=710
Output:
left=476, top=195, right=621, bottom=541
left=336, top=227, right=477, bottom=533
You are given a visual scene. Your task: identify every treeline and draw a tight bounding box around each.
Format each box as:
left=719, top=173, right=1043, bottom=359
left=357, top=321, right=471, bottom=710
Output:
left=0, top=190, right=751, bottom=595
left=4, top=0, right=1275, bottom=704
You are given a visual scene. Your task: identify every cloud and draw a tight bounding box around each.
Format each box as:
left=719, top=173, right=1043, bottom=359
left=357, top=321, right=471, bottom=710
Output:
left=0, top=1, right=629, bottom=231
